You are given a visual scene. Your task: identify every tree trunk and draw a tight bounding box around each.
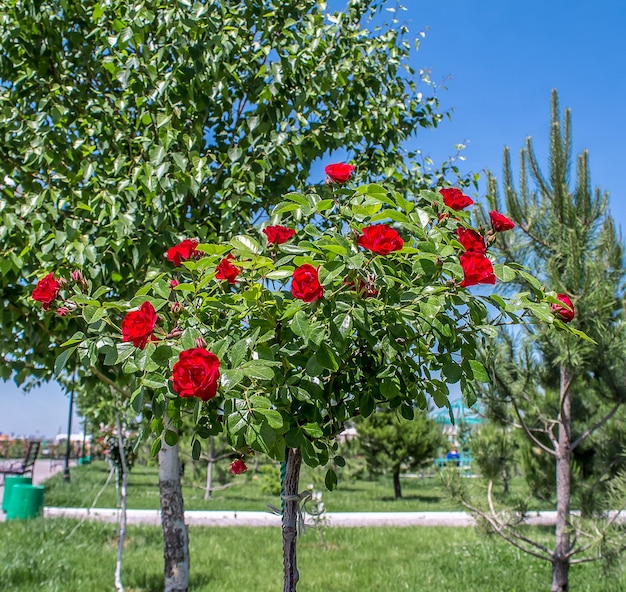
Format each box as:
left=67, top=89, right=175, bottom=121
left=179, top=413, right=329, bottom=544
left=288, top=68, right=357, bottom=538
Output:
left=204, top=436, right=215, bottom=501
left=282, top=447, right=303, bottom=592
left=393, top=468, right=402, bottom=499
left=158, top=420, right=189, bottom=592
left=114, top=413, right=127, bottom=592
left=552, top=365, right=573, bottom=592
left=502, top=467, right=510, bottom=496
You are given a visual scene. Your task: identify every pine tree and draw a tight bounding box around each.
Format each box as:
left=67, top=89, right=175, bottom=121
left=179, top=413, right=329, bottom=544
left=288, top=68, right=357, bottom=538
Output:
left=459, top=90, right=626, bottom=592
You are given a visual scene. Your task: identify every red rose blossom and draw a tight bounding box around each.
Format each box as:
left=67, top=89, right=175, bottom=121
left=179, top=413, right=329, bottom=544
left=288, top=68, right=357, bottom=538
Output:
left=121, top=301, right=158, bottom=349
left=551, top=293, right=575, bottom=323
left=230, top=459, right=248, bottom=475
left=456, top=228, right=486, bottom=253
left=56, top=307, right=70, bottom=317
left=324, top=163, right=355, bottom=184
left=263, top=225, right=296, bottom=245
left=166, top=239, right=199, bottom=266
left=489, top=211, right=515, bottom=232
left=172, top=348, right=221, bottom=401
left=440, top=187, right=474, bottom=210
left=32, top=273, right=61, bottom=310
left=358, top=224, right=404, bottom=255
left=291, top=264, right=324, bottom=302
left=215, top=254, right=241, bottom=284
left=459, top=251, right=496, bottom=287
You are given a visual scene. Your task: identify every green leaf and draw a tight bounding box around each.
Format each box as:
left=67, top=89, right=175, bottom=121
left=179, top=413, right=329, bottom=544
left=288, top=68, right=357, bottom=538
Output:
left=54, top=346, right=77, bottom=376
left=290, top=310, right=311, bottom=339
left=231, top=235, right=262, bottom=255
left=221, top=369, right=245, bottom=392
left=494, top=264, right=516, bottom=283
left=164, top=430, right=179, bottom=446
left=442, top=362, right=463, bottom=383
left=254, top=408, right=284, bottom=429
left=241, top=362, right=274, bottom=381
left=360, top=393, right=375, bottom=418
left=246, top=420, right=276, bottom=454
left=468, top=360, right=490, bottom=382
left=305, top=355, right=325, bottom=377
left=130, top=387, right=144, bottom=414
left=302, top=423, right=323, bottom=438
left=325, top=467, right=338, bottom=491
left=300, top=438, right=319, bottom=468
left=316, top=343, right=339, bottom=371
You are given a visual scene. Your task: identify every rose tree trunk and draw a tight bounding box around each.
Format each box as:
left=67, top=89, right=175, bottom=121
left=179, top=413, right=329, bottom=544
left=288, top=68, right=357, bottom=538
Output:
left=158, top=420, right=190, bottom=592
left=282, top=447, right=303, bottom=592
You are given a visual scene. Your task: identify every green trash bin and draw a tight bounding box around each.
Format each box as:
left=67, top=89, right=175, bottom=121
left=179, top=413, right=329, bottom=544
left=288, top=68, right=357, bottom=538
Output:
left=2, top=475, right=32, bottom=513
left=6, top=484, right=44, bottom=520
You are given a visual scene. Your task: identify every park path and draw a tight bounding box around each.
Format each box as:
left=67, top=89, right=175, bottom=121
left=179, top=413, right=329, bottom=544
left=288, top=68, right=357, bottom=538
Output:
left=0, top=460, right=580, bottom=527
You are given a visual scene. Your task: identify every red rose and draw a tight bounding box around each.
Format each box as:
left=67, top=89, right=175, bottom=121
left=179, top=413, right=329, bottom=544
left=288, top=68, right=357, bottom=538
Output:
left=358, top=224, right=404, bottom=255
left=489, top=211, right=515, bottom=232
left=440, top=188, right=474, bottom=210
left=172, top=348, right=221, bottom=401
left=263, top=225, right=296, bottom=245
left=230, top=459, right=248, bottom=475
left=169, top=279, right=179, bottom=289
left=291, top=264, right=324, bottom=302
left=215, top=254, right=241, bottom=284
left=166, top=239, right=199, bottom=266
left=32, top=273, right=61, bottom=310
left=551, top=293, right=575, bottom=323
left=121, top=301, right=158, bottom=349
left=325, top=163, right=355, bottom=184
left=459, top=251, right=496, bottom=287
left=56, top=307, right=70, bottom=317
left=456, top=228, right=486, bottom=253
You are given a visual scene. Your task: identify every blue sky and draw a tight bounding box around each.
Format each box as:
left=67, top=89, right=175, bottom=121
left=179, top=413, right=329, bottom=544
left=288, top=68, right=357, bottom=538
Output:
left=2, top=0, right=625, bottom=438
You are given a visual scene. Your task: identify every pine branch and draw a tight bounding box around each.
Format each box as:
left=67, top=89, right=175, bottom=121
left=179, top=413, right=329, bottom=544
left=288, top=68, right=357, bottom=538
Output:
left=571, top=401, right=623, bottom=451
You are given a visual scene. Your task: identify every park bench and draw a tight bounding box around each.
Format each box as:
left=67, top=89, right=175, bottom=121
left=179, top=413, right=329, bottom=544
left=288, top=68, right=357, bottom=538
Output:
left=0, top=441, right=41, bottom=484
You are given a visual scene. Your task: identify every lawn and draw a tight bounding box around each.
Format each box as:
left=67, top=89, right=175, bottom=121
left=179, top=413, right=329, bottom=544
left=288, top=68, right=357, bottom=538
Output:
left=1, top=518, right=624, bottom=591
left=44, top=460, right=467, bottom=512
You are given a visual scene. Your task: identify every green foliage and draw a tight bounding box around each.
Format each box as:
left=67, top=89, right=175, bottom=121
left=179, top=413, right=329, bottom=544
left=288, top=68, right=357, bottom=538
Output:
left=357, top=409, right=443, bottom=474
left=0, top=0, right=451, bottom=392
left=57, top=180, right=558, bottom=472
left=357, top=408, right=444, bottom=497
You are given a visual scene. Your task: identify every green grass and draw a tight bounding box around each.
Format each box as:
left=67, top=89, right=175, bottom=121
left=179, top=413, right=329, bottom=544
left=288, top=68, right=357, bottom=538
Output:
left=44, top=460, right=553, bottom=513
left=43, top=461, right=469, bottom=512
left=1, top=518, right=624, bottom=591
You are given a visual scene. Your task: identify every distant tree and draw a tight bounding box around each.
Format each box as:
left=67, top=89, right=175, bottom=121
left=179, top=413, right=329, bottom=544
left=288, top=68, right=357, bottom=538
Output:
left=451, top=90, right=626, bottom=592
left=358, top=409, right=443, bottom=499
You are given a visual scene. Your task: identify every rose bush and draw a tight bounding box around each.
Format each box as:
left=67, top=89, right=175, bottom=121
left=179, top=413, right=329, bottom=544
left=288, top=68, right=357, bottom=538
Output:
left=40, top=175, right=583, bottom=480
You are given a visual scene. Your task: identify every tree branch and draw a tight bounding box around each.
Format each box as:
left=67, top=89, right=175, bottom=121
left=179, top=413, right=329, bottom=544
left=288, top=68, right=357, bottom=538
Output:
left=510, top=396, right=557, bottom=457
left=90, top=366, right=131, bottom=399
left=571, top=401, right=623, bottom=451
